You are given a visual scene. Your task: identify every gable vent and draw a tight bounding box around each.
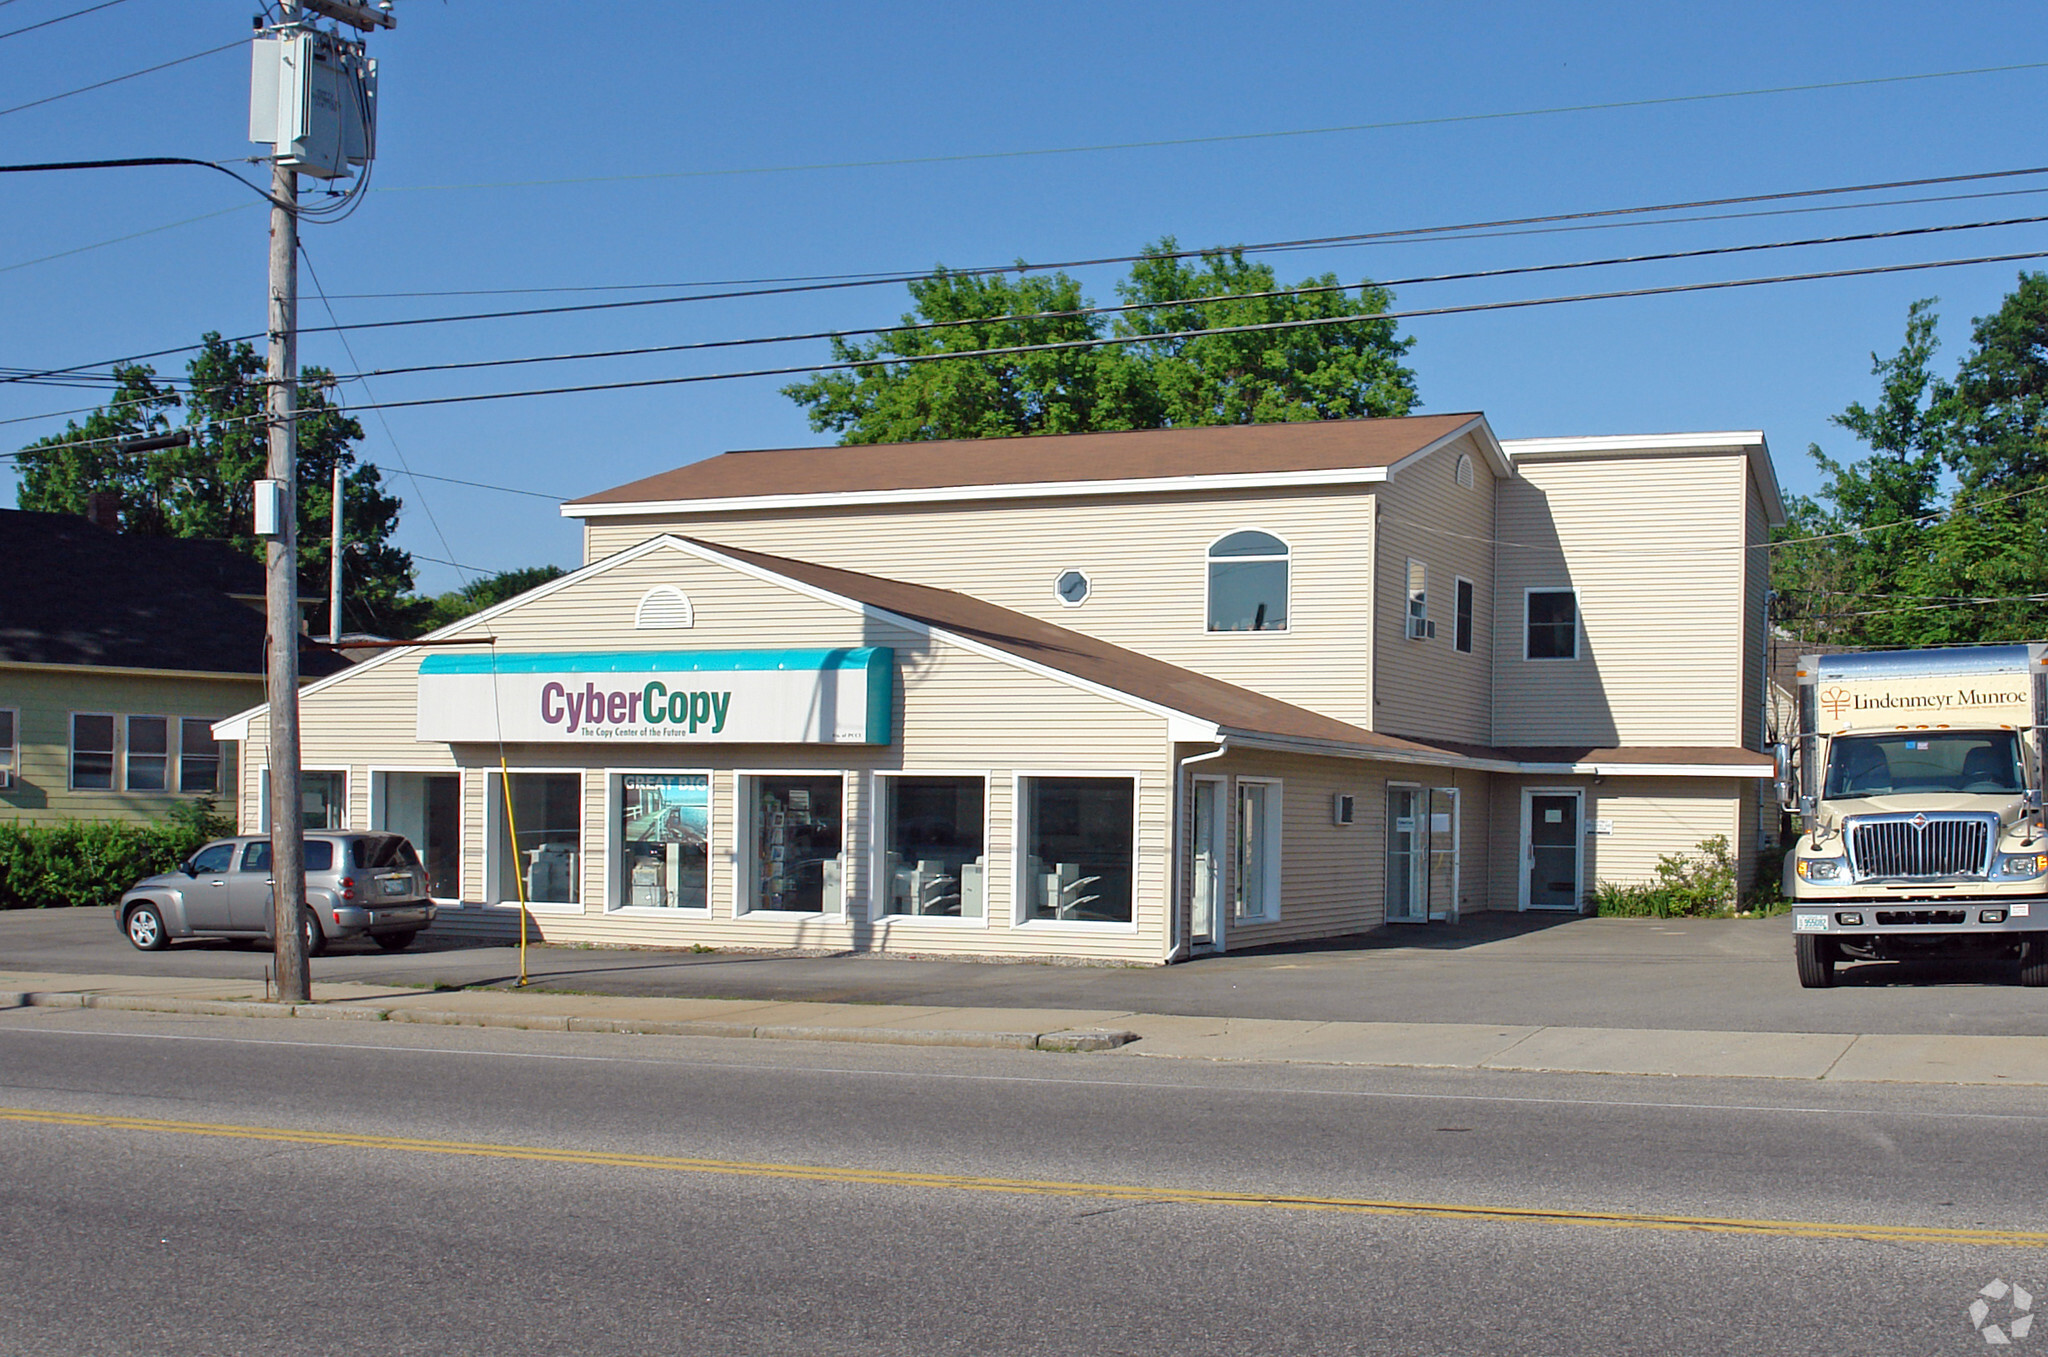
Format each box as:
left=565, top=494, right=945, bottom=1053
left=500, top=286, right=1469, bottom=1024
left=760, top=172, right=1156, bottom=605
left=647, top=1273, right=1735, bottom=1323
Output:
left=1455, top=453, right=1475, bottom=489
left=634, top=585, right=694, bottom=630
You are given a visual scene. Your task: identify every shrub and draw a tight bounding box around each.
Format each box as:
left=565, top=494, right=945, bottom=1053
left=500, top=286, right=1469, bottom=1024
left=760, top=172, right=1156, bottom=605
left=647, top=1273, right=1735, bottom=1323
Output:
left=0, top=800, right=234, bottom=910
left=1591, top=835, right=1737, bottom=918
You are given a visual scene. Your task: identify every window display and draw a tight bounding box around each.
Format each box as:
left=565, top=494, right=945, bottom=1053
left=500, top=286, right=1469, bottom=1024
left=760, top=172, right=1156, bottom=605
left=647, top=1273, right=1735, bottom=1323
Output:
left=1020, top=776, right=1134, bottom=922
left=879, top=776, right=985, bottom=918
left=618, top=773, right=709, bottom=910
left=750, top=776, right=842, bottom=912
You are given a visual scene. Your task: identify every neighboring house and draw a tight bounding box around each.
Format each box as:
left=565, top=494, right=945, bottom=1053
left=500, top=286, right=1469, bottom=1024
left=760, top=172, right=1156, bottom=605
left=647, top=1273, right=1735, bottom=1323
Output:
left=216, top=414, right=1784, bottom=962
left=0, top=508, right=347, bottom=825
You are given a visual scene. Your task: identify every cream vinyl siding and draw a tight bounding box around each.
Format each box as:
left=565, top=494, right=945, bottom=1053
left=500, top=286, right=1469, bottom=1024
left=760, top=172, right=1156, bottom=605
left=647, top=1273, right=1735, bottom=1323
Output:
left=1486, top=775, right=1746, bottom=908
left=1, top=667, right=256, bottom=825
left=582, top=483, right=1384, bottom=729
left=237, top=542, right=1176, bottom=964
left=1373, top=436, right=1496, bottom=743
left=1493, top=452, right=1749, bottom=746
left=1742, top=478, right=1770, bottom=751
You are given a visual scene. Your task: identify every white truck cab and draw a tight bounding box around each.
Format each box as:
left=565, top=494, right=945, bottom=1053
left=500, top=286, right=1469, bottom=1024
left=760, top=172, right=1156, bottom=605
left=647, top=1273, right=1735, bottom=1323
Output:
left=1780, top=644, right=2048, bottom=988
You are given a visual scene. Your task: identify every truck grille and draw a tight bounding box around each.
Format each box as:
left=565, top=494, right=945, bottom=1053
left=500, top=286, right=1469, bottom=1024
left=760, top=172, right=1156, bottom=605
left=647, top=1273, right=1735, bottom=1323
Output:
left=1874, top=909, right=1968, bottom=926
left=1848, top=816, right=1993, bottom=879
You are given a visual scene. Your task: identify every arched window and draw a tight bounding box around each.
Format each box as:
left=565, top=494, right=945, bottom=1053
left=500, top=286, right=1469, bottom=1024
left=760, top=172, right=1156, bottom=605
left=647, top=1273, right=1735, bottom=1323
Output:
left=1207, top=531, right=1289, bottom=632
left=634, top=585, right=694, bottom=630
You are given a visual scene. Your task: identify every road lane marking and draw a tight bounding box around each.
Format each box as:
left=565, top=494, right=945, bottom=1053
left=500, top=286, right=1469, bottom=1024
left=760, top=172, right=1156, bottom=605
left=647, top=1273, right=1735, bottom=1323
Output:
left=5, top=1103, right=2046, bottom=1248
left=7, top=1022, right=2048, bottom=1123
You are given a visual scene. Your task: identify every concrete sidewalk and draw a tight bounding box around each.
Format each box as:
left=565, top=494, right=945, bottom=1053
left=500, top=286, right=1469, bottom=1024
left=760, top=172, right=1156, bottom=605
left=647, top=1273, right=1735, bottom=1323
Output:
left=7, top=968, right=2048, bottom=1086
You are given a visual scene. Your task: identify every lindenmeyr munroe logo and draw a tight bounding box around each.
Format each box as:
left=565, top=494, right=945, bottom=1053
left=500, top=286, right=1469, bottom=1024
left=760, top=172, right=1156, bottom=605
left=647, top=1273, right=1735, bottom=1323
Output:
left=1970, top=1279, right=2034, bottom=1345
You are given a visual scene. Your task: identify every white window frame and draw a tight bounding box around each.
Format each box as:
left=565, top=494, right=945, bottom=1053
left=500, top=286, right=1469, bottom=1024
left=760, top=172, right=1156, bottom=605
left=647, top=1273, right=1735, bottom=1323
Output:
left=1204, top=528, right=1291, bottom=636
left=258, top=766, right=351, bottom=832
left=1051, top=569, right=1091, bottom=609
left=123, top=714, right=172, bottom=794
left=1524, top=586, right=1581, bottom=662
left=870, top=770, right=992, bottom=927
left=0, top=706, right=19, bottom=789
left=1405, top=559, right=1431, bottom=641
left=1011, top=770, right=1144, bottom=933
left=484, top=767, right=585, bottom=913
left=367, top=765, right=467, bottom=905
left=734, top=769, right=851, bottom=918
left=68, top=711, right=116, bottom=791
left=1453, top=576, right=1475, bottom=655
left=1232, top=776, right=1283, bottom=923
left=1189, top=772, right=1227, bottom=951
left=178, top=717, right=224, bottom=796
left=604, top=766, right=713, bottom=917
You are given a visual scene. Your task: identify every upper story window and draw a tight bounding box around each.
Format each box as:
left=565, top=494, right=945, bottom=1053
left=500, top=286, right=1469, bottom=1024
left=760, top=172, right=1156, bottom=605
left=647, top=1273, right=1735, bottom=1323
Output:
left=1405, top=559, right=1432, bottom=641
left=1054, top=570, right=1091, bottom=607
left=1207, top=531, right=1289, bottom=632
left=1526, top=588, right=1579, bottom=660
left=1454, top=578, right=1475, bottom=653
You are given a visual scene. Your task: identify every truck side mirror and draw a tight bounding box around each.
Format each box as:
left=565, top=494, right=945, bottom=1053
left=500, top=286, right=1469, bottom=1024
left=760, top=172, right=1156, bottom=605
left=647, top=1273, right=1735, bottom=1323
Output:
left=1772, top=742, right=1793, bottom=810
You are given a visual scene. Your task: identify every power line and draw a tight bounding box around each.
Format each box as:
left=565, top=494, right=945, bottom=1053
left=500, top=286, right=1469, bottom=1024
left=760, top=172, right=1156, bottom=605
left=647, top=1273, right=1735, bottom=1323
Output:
left=15, top=160, right=2048, bottom=390
left=378, top=59, right=2048, bottom=192
left=0, top=202, right=255, bottom=277
left=12, top=244, right=2048, bottom=456
left=10, top=211, right=2048, bottom=432
left=0, top=0, right=132, bottom=42
left=0, top=38, right=242, bottom=119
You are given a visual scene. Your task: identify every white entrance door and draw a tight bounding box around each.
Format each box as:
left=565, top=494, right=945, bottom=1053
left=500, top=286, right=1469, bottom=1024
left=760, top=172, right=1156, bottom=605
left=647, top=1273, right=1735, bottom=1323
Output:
left=1386, top=786, right=1428, bottom=923
left=1191, top=778, right=1221, bottom=949
left=1521, top=789, right=1584, bottom=911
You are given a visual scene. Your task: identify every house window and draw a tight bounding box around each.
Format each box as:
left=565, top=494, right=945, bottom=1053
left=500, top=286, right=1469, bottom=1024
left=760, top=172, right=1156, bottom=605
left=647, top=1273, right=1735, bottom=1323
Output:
left=1234, top=778, right=1282, bottom=921
left=1207, top=531, right=1288, bottom=632
left=879, top=775, right=986, bottom=918
left=493, top=772, right=582, bottom=905
left=1405, top=559, right=1432, bottom=640
left=179, top=719, right=222, bottom=795
left=1526, top=589, right=1580, bottom=660
left=1019, top=776, right=1134, bottom=923
left=125, top=716, right=169, bottom=792
left=617, top=772, right=709, bottom=910
left=0, top=708, right=16, bottom=788
left=746, top=775, right=844, bottom=913
left=1455, top=578, right=1475, bottom=654
left=259, top=769, right=347, bottom=830
left=70, top=714, right=115, bottom=790
left=1054, top=570, right=1091, bottom=607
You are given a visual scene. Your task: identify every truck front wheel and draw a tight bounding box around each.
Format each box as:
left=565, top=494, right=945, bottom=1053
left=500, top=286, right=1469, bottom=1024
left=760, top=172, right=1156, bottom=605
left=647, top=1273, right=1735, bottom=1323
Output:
left=1795, top=933, right=1837, bottom=989
left=2022, top=934, right=2048, bottom=989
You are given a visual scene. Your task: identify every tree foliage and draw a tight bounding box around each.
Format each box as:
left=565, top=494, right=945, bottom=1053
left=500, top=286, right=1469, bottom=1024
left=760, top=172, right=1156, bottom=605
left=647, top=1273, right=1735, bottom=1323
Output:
left=1772, top=277, right=2048, bottom=647
left=405, top=565, right=567, bottom=635
left=13, top=333, right=414, bottom=637
left=783, top=239, right=1418, bottom=443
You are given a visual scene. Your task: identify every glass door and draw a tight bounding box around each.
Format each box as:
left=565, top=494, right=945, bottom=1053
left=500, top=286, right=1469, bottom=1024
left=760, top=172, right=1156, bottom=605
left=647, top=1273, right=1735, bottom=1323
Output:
left=1524, top=790, right=1583, bottom=911
left=1385, top=786, right=1426, bottom=923
left=1191, top=778, right=1220, bottom=947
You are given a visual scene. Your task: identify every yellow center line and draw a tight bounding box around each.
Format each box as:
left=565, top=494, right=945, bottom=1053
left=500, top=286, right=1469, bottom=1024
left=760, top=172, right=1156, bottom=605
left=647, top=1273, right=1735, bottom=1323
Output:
left=6, top=1105, right=2043, bottom=1248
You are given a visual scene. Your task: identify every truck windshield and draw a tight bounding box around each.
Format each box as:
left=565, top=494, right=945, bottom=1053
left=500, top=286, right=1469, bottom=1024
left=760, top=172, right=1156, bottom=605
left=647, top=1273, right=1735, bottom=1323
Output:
left=1824, top=731, right=2025, bottom=798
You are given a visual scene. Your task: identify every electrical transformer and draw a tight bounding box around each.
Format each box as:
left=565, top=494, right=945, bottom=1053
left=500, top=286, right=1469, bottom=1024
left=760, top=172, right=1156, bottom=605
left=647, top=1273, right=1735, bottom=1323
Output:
left=249, top=28, right=377, bottom=180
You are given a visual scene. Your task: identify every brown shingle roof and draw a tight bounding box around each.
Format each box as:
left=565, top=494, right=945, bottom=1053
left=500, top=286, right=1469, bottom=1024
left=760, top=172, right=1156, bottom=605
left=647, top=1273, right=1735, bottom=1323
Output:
left=571, top=414, right=1485, bottom=508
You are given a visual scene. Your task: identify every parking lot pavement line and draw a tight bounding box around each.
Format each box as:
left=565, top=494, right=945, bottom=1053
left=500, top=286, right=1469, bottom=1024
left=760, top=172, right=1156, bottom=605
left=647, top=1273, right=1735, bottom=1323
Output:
left=7, top=1103, right=2047, bottom=1248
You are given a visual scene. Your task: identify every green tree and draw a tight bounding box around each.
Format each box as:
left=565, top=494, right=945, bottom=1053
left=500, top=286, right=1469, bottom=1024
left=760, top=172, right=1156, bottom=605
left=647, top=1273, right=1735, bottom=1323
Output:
left=783, top=239, right=1416, bottom=442
left=15, top=333, right=413, bottom=636
left=405, top=565, right=566, bottom=635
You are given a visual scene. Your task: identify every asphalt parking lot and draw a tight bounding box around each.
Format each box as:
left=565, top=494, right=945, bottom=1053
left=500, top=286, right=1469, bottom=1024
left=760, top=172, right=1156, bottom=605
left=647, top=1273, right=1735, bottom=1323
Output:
left=7, top=905, right=2045, bottom=1037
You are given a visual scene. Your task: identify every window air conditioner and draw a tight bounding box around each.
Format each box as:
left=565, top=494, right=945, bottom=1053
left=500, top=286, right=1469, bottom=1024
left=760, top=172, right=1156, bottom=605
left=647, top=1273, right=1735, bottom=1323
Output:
left=1407, top=616, right=1434, bottom=640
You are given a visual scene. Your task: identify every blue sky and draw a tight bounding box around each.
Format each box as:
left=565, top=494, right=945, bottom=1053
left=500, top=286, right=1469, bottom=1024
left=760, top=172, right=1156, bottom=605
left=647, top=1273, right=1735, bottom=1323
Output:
left=4, top=1, right=2046, bottom=593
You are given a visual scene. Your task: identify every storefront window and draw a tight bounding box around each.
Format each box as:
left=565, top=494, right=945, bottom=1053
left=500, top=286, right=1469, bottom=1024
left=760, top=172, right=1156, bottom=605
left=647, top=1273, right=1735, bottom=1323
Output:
left=748, top=776, right=842, bottom=913
left=258, top=769, right=345, bottom=830
left=1019, top=776, right=1134, bottom=923
left=618, top=773, right=709, bottom=910
left=495, top=772, right=581, bottom=905
left=880, top=776, right=985, bottom=918
left=375, top=771, right=462, bottom=900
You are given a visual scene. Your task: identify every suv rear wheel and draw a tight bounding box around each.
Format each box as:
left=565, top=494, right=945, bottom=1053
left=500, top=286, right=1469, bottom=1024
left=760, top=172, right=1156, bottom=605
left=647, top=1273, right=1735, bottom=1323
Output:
left=299, top=909, right=328, bottom=958
left=374, top=930, right=419, bottom=952
left=1795, top=933, right=1837, bottom=988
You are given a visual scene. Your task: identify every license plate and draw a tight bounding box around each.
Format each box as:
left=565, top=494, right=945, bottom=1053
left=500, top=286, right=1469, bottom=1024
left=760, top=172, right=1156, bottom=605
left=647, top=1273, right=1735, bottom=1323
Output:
left=1795, top=913, right=1829, bottom=932
left=378, top=875, right=412, bottom=897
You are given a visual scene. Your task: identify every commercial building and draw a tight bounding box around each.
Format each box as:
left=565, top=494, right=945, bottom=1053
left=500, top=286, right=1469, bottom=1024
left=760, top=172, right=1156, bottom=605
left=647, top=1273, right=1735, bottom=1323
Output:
left=216, top=414, right=1783, bottom=962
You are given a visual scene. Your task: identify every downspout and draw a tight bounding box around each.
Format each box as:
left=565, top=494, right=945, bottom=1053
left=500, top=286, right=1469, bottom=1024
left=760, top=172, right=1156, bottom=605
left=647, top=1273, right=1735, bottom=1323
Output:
left=1169, top=737, right=1231, bottom=963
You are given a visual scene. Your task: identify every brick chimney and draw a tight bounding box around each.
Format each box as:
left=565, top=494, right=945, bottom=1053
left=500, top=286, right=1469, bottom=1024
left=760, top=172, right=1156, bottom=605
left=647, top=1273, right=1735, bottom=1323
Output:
left=83, top=491, right=121, bottom=532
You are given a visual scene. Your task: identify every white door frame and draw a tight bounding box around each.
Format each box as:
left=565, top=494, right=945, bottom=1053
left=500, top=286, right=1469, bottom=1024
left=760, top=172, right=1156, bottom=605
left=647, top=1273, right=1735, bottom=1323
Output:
left=1519, top=786, right=1585, bottom=912
left=1190, top=774, right=1225, bottom=953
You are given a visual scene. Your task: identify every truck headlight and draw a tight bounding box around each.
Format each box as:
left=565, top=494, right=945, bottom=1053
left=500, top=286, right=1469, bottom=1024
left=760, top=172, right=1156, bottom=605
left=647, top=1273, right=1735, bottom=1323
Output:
left=1996, top=853, right=2048, bottom=878
left=1796, top=858, right=1845, bottom=881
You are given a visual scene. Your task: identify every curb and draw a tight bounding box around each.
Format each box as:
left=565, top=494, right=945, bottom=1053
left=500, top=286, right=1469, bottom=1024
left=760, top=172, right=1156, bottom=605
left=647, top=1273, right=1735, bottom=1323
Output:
left=5, top=990, right=1138, bottom=1053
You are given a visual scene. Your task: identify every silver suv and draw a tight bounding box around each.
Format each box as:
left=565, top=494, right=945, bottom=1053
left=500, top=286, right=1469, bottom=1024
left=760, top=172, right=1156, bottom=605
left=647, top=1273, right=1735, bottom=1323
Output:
left=119, top=832, right=437, bottom=955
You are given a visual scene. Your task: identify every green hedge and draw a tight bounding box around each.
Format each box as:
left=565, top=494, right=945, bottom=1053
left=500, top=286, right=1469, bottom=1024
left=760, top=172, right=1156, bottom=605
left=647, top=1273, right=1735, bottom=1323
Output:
left=0, top=801, right=234, bottom=910
left=1591, top=835, right=1737, bottom=918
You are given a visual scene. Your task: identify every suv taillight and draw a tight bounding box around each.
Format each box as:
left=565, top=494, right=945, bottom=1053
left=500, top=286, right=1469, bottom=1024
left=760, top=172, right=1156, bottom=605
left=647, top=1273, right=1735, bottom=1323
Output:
left=338, top=876, right=356, bottom=902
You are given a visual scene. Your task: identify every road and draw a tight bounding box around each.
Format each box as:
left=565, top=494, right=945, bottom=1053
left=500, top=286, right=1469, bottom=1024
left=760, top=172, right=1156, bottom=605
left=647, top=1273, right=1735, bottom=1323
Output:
left=12, top=904, right=2048, bottom=1036
left=2, top=1005, right=2043, bottom=1355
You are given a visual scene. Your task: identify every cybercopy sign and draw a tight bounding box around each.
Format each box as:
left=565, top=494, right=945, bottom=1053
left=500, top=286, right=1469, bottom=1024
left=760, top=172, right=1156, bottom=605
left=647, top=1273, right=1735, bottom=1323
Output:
left=414, top=648, right=893, bottom=745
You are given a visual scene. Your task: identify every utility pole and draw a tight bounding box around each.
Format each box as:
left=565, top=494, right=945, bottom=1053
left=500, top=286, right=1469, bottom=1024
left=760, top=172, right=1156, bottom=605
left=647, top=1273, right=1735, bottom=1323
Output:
left=264, top=17, right=308, bottom=1003
left=251, top=0, right=393, bottom=1003
left=329, top=459, right=344, bottom=646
